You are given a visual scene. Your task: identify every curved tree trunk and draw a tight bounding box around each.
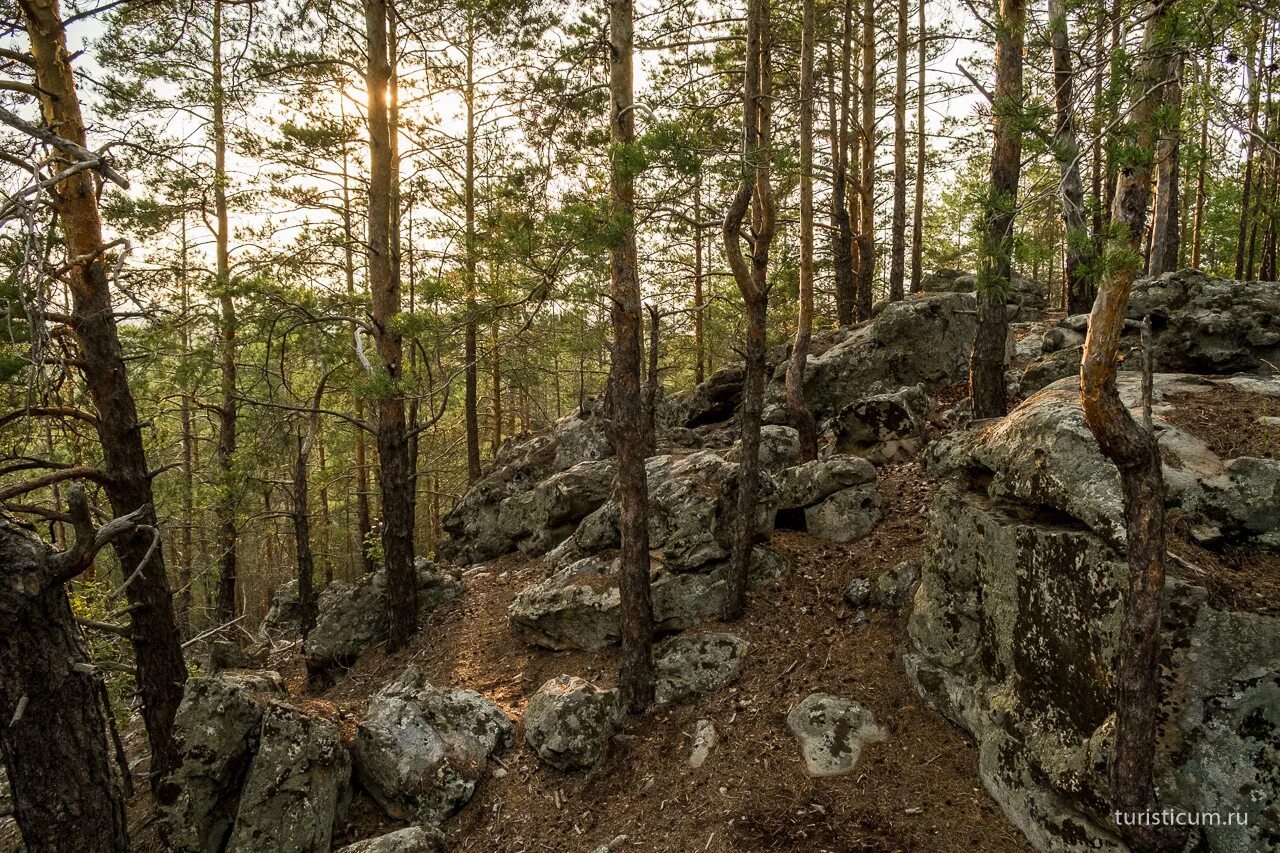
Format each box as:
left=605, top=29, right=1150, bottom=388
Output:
left=20, top=0, right=188, bottom=785
left=1079, top=3, right=1177, bottom=847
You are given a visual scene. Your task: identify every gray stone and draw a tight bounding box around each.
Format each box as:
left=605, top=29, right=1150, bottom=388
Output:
left=726, top=424, right=801, bottom=471
left=1019, top=346, right=1083, bottom=395
left=804, top=484, right=882, bottom=543
left=353, top=666, right=512, bottom=824
left=524, top=676, right=621, bottom=771
left=654, top=633, right=749, bottom=704
left=824, top=385, right=932, bottom=465
left=776, top=455, right=877, bottom=510
left=226, top=702, right=351, bottom=853
left=158, top=674, right=284, bottom=853
left=497, top=459, right=617, bottom=557
left=842, top=577, right=873, bottom=608
left=305, top=565, right=463, bottom=676
left=335, top=827, right=445, bottom=853
left=260, top=580, right=301, bottom=637
left=874, top=561, right=920, bottom=609
left=785, top=693, right=886, bottom=777
left=688, top=719, right=717, bottom=769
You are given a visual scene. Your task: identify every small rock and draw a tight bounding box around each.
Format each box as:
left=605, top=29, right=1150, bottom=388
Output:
left=874, top=561, right=920, bottom=609
left=524, top=675, right=620, bottom=771
left=842, top=577, right=873, bottom=608
left=655, top=633, right=748, bottom=704
left=786, top=693, right=886, bottom=777
left=590, top=835, right=629, bottom=853
left=688, top=719, right=717, bottom=769
left=335, top=826, right=446, bottom=852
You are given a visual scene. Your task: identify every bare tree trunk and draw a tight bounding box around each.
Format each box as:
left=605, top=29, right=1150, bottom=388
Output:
left=723, top=0, right=775, bottom=621
left=1190, top=55, right=1210, bottom=269
left=693, top=176, right=706, bottom=383
left=856, top=0, right=876, bottom=320
left=293, top=428, right=317, bottom=636
left=1080, top=4, right=1177, bottom=848
left=20, top=0, right=188, bottom=785
left=211, top=0, right=239, bottom=626
left=1149, top=47, right=1184, bottom=276
left=178, top=216, right=195, bottom=634
left=1049, top=0, right=1096, bottom=314
left=829, top=0, right=856, bottom=325
left=788, top=0, right=819, bottom=463
left=910, top=0, right=926, bottom=294
left=1235, top=26, right=1263, bottom=279
left=365, top=0, right=416, bottom=651
left=888, top=0, right=908, bottom=301
left=644, top=304, right=660, bottom=455
left=464, top=20, right=483, bottom=483
left=608, top=0, right=656, bottom=713
left=970, top=0, right=1024, bottom=419
left=1, top=499, right=134, bottom=851
left=491, top=316, right=502, bottom=454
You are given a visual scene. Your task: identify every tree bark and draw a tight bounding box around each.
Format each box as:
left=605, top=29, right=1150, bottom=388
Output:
left=1148, top=46, right=1184, bottom=276
left=1190, top=55, right=1210, bottom=269
left=211, top=0, right=239, bottom=626
left=20, top=0, right=188, bottom=786
left=856, top=0, right=876, bottom=320
left=1235, top=26, right=1263, bottom=279
left=888, top=0, right=908, bottom=301
left=970, top=0, right=1024, bottom=419
left=0, top=502, right=132, bottom=852
left=829, top=0, right=856, bottom=325
left=607, top=0, right=656, bottom=714
left=723, top=0, right=775, bottom=621
left=464, top=20, right=483, bottom=484
left=910, top=0, right=926, bottom=294
left=365, top=0, right=417, bottom=651
left=788, top=0, right=819, bottom=463
left=1079, top=3, right=1177, bottom=847
left=644, top=304, right=660, bottom=456
left=1049, top=0, right=1096, bottom=314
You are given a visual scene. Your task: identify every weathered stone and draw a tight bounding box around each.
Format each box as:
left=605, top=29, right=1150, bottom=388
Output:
left=524, top=676, right=620, bottom=771
left=158, top=674, right=284, bottom=853
left=1019, top=346, right=1083, bottom=395
left=260, top=579, right=301, bottom=637
left=335, top=827, right=445, bottom=853
left=226, top=702, right=351, bottom=853
left=906, top=485, right=1280, bottom=852
left=804, top=484, right=882, bottom=543
left=497, top=459, right=617, bottom=557
left=305, top=565, right=463, bottom=676
left=874, top=561, right=920, bottom=609
left=353, top=666, right=513, bottom=824
left=776, top=455, right=877, bottom=511
left=726, top=424, right=801, bottom=471
left=654, top=633, right=749, bottom=704
left=842, top=577, right=872, bottom=608
left=824, top=385, right=932, bottom=465
left=688, top=719, right=717, bottom=769
left=785, top=693, right=886, bottom=777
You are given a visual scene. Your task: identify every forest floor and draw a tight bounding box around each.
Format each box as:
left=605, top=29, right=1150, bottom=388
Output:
left=280, top=460, right=1034, bottom=853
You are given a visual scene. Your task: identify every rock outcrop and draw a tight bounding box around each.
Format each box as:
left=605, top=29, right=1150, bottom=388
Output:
left=911, top=371, right=1280, bottom=852
left=305, top=561, right=463, bottom=678
left=822, top=384, right=933, bottom=465
left=353, top=666, right=513, bottom=824
left=524, top=676, right=621, bottom=771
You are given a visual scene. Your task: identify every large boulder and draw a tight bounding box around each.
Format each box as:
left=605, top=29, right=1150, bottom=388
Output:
left=496, top=459, right=617, bottom=556
left=919, top=269, right=1046, bottom=313
left=823, top=384, right=933, bottom=465
left=226, top=702, right=352, bottom=853
left=305, top=562, right=463, bottom=677
left=929, top=373, right=1280, bottom=550
left=158, top=673, right=285, bottom=853
left=353, top=666, right=513, bottom=824
left=524, top=676, right=621, bottom=771
left=775, top=455, right=877, bottom=511
left=260, top=580, right=302, bottom=638
left=803, top=484, right=883, bottom=543
left=906, top=485, right=1280, bottom=852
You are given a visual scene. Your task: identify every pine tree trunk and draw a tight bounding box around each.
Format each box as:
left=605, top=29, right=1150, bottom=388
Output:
left=970, top=0, right=1024, bottom=419
left=1235, top=27, right=1263, bottom=279
left=608, top=0, right=656, bottom=713
left=910, top=0, right=926, bottom=293
left=1049, top=0, right=1096, bottom=314
left=644, top=305, right=660, bottom=455
left=0, top=515, right=129, bottom=852
left=723, top=0, right=775, bottom=620
left=20, top=0, right=188, bottom=785
left=788, top=0, right=819, bottom=462
left=888, top=0, right=908, bottom=301
left=293, top=429, right=317, bottom=636
left=464, top=24, right=483, bottom=484
left=1080, top=3, right=1177, bottom=846
left=694, top=176, right=706, bottom=383
left=1190, top=55, right=1210, bottom=269
left=829, top=0, right=856, bottom=325
left=1149, top=48, right=1184, bottom=276
left=856, top=0, right=876, bottom=320
left=365, top=0, right=417, bottom=651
